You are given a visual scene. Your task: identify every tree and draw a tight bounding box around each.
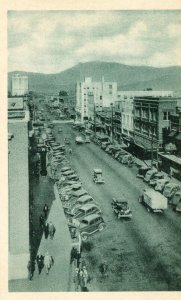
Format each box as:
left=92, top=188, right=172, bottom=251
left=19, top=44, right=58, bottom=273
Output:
left=59, top=90, right=68, bottom=96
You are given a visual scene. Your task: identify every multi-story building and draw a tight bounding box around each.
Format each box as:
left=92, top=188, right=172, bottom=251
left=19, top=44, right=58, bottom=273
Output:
left=76, top=77, right=117, bottom=122
left=116, top=90, right=173, bottom=142
left=11, top=74, right=28, bottom=96
left=8, top=97, right=30, bottom=279
left=133, top=96, right=179, bottom=158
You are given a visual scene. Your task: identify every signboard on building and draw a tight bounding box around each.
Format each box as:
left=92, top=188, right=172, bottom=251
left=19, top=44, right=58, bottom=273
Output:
left=8, top=97, right=24, bottom=110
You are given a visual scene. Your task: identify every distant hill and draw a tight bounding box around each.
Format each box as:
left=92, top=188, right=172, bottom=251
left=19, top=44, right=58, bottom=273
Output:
left=8, top=61, right=181, bottom=95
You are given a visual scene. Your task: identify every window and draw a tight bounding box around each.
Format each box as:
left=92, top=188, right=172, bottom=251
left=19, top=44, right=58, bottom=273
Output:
left=109, top=84, right=112, bottom=89
left=109, top=91, right=112, bottom=95
left=163, top=111, right=170, bottom=121
left=100, top=96, right=102, bottom=100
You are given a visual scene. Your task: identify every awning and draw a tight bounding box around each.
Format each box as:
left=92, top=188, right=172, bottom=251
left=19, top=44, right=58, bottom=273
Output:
left=175, top=132, right=181, bottom=141
left=168, top=130, right=177, bottom=138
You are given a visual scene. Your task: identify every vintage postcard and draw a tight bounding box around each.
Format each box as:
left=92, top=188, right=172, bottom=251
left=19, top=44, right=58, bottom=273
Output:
left=1, top=1, right=181, bottom=300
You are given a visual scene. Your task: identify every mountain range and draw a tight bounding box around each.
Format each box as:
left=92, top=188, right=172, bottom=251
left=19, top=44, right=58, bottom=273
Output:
left=8, top=61, right=181, bottom=95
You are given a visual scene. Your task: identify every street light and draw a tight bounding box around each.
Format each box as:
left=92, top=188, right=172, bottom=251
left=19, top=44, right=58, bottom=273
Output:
left=110, top=103, right=114, bottom=143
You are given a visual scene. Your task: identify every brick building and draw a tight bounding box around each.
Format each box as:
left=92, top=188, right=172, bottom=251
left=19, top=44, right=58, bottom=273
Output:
left=133, top=96, right=178, bottom=159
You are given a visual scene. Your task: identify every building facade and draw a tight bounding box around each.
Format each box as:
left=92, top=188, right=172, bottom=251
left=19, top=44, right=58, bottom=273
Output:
left=116, top=90, right=173, bottom=140
left=8, top=99, right=30, bottom=280
left=76, top=77, right=117, bottom=122
left=133, top=96, right=178, bottom=158
left=11, top=74, right=29, bottom=96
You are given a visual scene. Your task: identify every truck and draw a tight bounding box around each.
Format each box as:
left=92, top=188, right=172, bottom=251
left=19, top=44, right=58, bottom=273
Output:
left=139, top=188, right=168, bottom=213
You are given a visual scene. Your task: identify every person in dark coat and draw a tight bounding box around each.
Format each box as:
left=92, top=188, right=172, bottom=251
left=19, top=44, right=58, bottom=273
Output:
left=43, top=204, right=49, bottom=219
left=39, top=214, right=45, bottom=230
left=44, top=222, right=49, bottom=239
left=36, top=252, right=44, bottom=274
left=70, top=246, right=78, bottom=264
left=27, top=260, right=35, bottom=280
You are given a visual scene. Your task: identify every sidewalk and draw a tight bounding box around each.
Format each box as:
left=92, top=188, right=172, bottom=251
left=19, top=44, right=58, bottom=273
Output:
left=9, top=184, right=72, bottom=292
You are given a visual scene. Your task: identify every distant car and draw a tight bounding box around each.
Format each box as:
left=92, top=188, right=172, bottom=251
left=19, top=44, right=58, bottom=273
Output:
left=58, top=127, right=63, bottom=133
left=75, top=136, right=84, bottom=144
left=85, top=136, right=91, bottom=143
left=68, top=213, right=105, bottom=241
left=93, top=169, right=105, bottom=184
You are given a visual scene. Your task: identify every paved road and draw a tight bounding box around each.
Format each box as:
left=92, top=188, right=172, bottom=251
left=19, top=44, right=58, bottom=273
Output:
left=53, top=123, right=181, bottom=291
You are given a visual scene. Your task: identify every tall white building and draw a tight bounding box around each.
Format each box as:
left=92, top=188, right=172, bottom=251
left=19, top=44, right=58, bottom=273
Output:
left=11, top=74, right=29, bottom=96
left=116, top=90, right=173, bottom=138
left=76, top=77, right=117, bottom=122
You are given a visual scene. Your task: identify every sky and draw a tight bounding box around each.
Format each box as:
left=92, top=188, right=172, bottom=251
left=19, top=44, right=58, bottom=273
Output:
left=8, top=10, right=181, bottom=74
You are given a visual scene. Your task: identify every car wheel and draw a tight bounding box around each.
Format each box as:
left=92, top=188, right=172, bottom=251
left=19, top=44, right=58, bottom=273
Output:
left=98, top=224, right=104, bottom=231
left=81, top=234, right=88, bottom=241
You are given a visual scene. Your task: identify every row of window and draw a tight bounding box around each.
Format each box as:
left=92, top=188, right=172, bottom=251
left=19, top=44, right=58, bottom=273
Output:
left=135, top=122, right=157, bottom=136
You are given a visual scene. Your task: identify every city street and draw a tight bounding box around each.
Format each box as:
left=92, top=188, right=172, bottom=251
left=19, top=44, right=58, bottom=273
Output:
left=54, top=123, right=181, bottom=291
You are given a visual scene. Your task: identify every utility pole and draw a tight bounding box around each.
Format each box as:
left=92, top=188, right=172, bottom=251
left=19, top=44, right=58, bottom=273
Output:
left=94, top=103, right=96, bottom=137
left=110, top=103, right=113, bottom=143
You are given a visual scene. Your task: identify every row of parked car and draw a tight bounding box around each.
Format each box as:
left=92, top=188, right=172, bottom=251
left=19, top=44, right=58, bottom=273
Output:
left=46, top=131, right=106, bottom=242
left=137, top=166, right=181, bottom=213
left=90, top=134, right=135, bottom=167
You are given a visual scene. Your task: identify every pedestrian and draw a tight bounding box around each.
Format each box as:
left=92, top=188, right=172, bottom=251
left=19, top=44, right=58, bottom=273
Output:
left=36, top=252, right=44, bottom=274
left=70, top=247, right=78, bottom=264
left=69, top=148, right=72, bottom=155
left=74, top=267, right=80, bottom=291
left=79, top=267, right=88, bottom=291
left=44, top=251, right=52, bottom=275
left=27, top=260, right=35, bottom=281
left=44, top=222, right=49, bottom=239
left=39, top=214, right=45, bottom=230
left=99, top=261, right=108, bottom=279
left=48, top=221, right=56, bottom=239
left=82, top=266, right=88, bottom=287
left=43, top=204, right=49, bottom=219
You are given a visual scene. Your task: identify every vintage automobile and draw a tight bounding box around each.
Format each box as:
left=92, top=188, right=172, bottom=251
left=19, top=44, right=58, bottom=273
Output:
left=67, top=174, right=79, bottom=181
left=137, top=166, right=151, bottom=178
left=116, top=150, right=128, bottom=162
left=63, top=189, right=88, bottom=207
left=85, top=136, right=91, bottom=143
left=75, top=136, right=84, bottom=144
left=111, top=198, right=132, bottom=218
left=93, top=169, right=105, bottom=184
left=139, top=188, right=168, bottom=213
left=163, top=183, right=181, bottom=202
left=68, top=203, right=102, bottom=223
left=68, top=213, right=105, bottom=241
left=101, top=141, right=111, bottom=150
left=60, top=166, right=71, bottom=173
left=69, top=195, right=97, bottom=214
left=121, top=154, right=135, bottom=166
left=170, top=191, right=181, bottom=206
left=149, top=172, right=165, bottom=187
left=144, top=168, right=158, bottom=183
left=154, top=178, right=170, bottom=192
left=105, top=144, right=114, bottom=153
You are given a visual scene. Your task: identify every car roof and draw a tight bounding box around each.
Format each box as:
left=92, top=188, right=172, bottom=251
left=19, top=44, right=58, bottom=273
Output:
left=61, top=167, right=71, bottom=171
left=78, top=195, right=93, bottom=202
left=74, top=189, right=87, bottom=196
left=94, top=168, right=102, bottom=173
left=78, top=203, right=97, bottom=211
left=82, top=213, right=102, bottom=222
left=72, top=183, right=82, bottom=189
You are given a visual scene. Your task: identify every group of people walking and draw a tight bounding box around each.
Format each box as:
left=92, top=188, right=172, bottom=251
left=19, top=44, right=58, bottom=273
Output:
left=27, top=203, right=56, bottom=280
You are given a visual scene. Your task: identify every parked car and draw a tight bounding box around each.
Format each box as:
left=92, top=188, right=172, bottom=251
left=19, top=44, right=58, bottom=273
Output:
left=75, top=136, right=84, bottom=144
left=137, top=166, right=151, bottom=178
left=96, top=136, right=109, bottom=146
left=170, top=191, right=181, bottom=206
left=85, top=136, right=91, bottom=143
left=101, top=141, right=111, bottom=150
left=67, top=174, right=79, bottom=181
left=68, top=203, right=102, bottom=223
left=115, top=150, right=126, bottom=160
left=93, top=169, right=105, bottom=184
left=163, top=183, right=180, bottom=202
left=139, top=188, right=168, bottom=213
left=155, top=178, right=170, bottom=192
left=105, top=144, right=114, bottom=153
left=69, top=195, right=97, bottom=214
left=68, top=213, right=105, bottom=241
left=144, top=169, right=158, bottom=183
left=149, top=172, right=165, bottom=187
left=121, top=154, right=134, bottom=165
